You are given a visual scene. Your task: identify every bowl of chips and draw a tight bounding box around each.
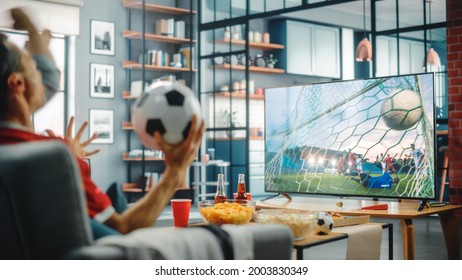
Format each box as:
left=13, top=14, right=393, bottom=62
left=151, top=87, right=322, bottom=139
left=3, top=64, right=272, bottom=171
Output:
left=254, top=209, right=318, bottom=240
left=198, top=200, right=256, bottom=225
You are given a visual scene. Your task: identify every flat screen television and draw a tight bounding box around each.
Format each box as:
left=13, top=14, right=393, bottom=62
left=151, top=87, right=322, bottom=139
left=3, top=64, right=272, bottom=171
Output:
left=265, top=73, right=435, bottom=200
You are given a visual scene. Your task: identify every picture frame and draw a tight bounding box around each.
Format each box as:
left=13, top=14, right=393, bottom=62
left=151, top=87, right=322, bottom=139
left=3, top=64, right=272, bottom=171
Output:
left=90, top=63, right=114, bottom=98
left=90, top=20, right=115, bottom=56
left=89, top=109, right=114, bottom=144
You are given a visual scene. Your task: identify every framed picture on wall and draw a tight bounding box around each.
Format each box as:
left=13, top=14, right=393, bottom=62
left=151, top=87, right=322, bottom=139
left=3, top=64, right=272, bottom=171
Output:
left=90, top=20, right=115, bottom=56
left=90, top=63, right=114, bottom=98
left=89, top=109, right=114, bottom=144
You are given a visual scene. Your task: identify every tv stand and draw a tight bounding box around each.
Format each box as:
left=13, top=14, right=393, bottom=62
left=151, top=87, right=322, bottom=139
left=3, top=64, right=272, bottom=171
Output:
left=260, top=193, right=293, bottom=202
left=417, top=199, right=430, bottom=212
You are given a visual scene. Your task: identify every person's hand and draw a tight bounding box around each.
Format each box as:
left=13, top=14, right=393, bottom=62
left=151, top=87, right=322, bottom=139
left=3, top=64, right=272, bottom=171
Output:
left=155, top=115, right=204, bottom=171
left=46, top=116, right=100, bottom=159
left=10, top=8, right=35, bottom=32
left=11, top=8, right=55, bottom=63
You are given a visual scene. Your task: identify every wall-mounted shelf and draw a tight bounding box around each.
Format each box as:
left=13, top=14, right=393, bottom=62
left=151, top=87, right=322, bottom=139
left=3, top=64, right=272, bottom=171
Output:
left=122, top=183, right=144, bottom=193
left=122, top=91, right=139, bottom=100
left=123, top=30, right=196, bottom=44
left=122, top=152, right=163, bottom=162
left=122, top=121, right=134, bottom=130
left=215, top=38, right=285, bottom=50
left=123, top=0, right=196, bottom=15
left=123, top=60, right=196, bottom=72
left=214, top=64, right=284, bottom=74
left=212, top=136, right=264, bottom=141
left=215, top=92, right=264, bottom=100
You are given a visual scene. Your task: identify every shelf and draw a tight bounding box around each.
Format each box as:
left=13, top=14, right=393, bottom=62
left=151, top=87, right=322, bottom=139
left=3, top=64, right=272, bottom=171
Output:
left=214, top=92, right=264, bottom=100
left=122, top=91, right=140, bottom=100
left=123, top=30, right=196, bottom=44
left=122, top=121, right=134, bottom=130
left=211, top=136, right=264, bottom=141
left=214, top=64, right=284, bottom=74
left=122, top=152, right=163, bottom=162
left=122, top=183, right=145, bottom=193
left=215, top=38, right=285, bottom=51
left=123, top=60, right=196, bottom=72
left=123, top=0, right=196, bottom=15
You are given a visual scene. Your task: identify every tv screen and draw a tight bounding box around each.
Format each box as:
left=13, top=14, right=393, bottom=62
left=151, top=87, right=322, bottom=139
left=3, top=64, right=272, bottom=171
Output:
left=265, top=73, right=435, bottom=200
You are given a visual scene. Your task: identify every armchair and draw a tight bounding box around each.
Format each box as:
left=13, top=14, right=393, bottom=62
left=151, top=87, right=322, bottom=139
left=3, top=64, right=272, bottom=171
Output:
left=0, top=141, right=293, bottom=260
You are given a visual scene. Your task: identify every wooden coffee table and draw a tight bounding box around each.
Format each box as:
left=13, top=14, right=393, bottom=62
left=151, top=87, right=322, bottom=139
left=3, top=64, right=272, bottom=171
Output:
left=292, top=222, right=393, bottom=260
left=257, top=196, right=462, bottom=260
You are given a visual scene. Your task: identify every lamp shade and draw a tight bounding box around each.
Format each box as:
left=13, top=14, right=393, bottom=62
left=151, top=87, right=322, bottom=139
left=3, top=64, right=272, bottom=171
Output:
left=426, top=48, right=441, bottom=66
left=356, top=37, right=372, bottom=62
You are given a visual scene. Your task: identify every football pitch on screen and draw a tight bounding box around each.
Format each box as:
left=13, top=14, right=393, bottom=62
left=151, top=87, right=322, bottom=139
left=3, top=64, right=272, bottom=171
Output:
left=268, top=173, right=424, bottom=197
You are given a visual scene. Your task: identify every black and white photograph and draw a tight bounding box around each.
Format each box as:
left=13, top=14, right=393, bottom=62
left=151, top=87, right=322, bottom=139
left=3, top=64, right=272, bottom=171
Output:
left=90, top=20, right=115, bottom=56
left=89, top=109, right=114, bottom=144
left=90, top=63, right=114, bottom=98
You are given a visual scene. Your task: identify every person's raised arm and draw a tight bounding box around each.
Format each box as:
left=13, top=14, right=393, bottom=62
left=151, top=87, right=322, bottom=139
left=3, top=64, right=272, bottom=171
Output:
left=11, top=8, right=55, bottom=63
left=104, top=115, right=205, bottom=233
left=11, top=8, right=60, bottom=101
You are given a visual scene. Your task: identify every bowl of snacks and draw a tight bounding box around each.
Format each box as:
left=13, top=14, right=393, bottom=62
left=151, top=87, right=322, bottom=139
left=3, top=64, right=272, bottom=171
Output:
left=198, top=200, right=256, bottom=225
left=254, top=209, right=318, bottom=240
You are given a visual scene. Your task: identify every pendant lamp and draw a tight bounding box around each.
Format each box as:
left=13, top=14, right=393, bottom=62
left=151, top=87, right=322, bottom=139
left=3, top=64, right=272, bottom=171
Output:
left=356, top=0, right=372, bottom=62
left=425, top=0, right=441, bottom=67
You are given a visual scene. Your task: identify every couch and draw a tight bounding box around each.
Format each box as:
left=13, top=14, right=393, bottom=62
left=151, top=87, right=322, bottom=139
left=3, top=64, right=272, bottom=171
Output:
left=0, top=141, right=293, bottom=260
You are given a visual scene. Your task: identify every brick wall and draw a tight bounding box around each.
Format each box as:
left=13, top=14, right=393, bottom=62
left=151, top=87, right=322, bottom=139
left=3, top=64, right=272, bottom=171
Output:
left=446, top=0, right=462, bottom=211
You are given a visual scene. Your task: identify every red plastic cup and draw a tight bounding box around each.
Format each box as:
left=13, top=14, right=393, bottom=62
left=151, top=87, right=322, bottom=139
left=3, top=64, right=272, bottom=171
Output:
left=170, top=199, right=192, bottom=227
left=233, top=193, right=252, bottom=201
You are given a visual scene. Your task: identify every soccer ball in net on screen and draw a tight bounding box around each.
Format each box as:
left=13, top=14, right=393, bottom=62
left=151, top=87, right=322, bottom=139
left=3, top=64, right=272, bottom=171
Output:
left=132, top=81, right=202, bottom=150
left=380, top=89, right=423, bottom=130
left=315, top=212, right=334, bottom=235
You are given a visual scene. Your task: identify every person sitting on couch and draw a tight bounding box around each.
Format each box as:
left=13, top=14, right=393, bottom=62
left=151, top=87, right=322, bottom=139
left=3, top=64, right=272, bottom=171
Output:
left=0, top=8, right=204, bottom=236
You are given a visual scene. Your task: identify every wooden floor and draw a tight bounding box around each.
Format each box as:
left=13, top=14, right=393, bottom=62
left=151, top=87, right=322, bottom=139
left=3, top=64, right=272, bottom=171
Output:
left=155, top=205, right=462, bottom=260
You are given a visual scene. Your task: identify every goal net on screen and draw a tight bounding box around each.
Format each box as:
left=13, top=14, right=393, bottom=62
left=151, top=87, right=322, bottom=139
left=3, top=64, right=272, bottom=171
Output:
left=265, top=74, right=435, bottom=199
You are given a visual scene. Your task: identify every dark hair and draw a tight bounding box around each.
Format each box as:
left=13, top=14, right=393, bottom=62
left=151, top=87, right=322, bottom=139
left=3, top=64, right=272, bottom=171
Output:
left=0, top=33, right=23, bottom=119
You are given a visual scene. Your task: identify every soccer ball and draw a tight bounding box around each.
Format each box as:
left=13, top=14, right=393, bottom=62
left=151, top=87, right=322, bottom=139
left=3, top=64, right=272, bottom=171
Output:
left=380, top=89, right=423, bottom=130
left=132, top=81, right=202, bottom=150
left=315, top=212, right=334, bottom=235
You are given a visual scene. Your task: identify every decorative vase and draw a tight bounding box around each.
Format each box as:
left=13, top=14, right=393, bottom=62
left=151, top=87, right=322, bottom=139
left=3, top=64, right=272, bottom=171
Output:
left=267, top=63, right=274, bottom=68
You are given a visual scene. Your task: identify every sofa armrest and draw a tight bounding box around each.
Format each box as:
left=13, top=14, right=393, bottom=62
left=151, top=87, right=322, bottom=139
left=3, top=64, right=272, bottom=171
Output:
left=65, top=224, right=293, bottom=260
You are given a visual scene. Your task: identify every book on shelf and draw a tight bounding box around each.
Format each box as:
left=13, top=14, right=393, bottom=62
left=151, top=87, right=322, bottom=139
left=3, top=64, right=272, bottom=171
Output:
left=130, top=80, right=147, bottom=97
left=174, top=20, right=185, bottom=39
left=166, top=18, right=174, bottom=37
left=155, top=18, right=168, bottom=36
left=179, top=47, right=195, bottom=69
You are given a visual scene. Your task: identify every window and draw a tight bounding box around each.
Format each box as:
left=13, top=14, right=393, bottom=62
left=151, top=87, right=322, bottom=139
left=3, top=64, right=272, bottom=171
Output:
left=2, top=31, right=67, bottom=136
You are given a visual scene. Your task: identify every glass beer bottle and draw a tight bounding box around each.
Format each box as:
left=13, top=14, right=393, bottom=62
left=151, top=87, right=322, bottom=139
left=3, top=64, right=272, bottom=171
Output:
left=214, top=174, right=227, bottom=203
left=235, top=174, right=247, bottom=201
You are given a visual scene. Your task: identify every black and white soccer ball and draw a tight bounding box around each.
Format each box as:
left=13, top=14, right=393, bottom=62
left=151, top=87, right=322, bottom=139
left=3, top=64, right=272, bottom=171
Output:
left=315, top=212, right=334, bottom=235
left=132, top=81, right=202, bottom=150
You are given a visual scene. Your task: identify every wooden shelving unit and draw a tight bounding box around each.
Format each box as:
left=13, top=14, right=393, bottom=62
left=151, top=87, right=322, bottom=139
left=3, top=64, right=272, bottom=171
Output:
left=123, top=0, right=196, bottom=15
left=215, top=38, right=285, bottom=50
left=122, top=152, right=163, bottom=162
left=122, top=0, right=196, bottom=201
left=123, top=60, right=196, bottom=72
left=214, top=64, right=284, bottom=74
left=123, top=30, right=196, bottom=44
left=214, top=91, right=264, bottom=100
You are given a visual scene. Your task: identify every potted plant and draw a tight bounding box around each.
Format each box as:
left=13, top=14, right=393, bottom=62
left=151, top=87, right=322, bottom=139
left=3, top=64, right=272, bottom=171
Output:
left=266, top=53, right=277, bottom=68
